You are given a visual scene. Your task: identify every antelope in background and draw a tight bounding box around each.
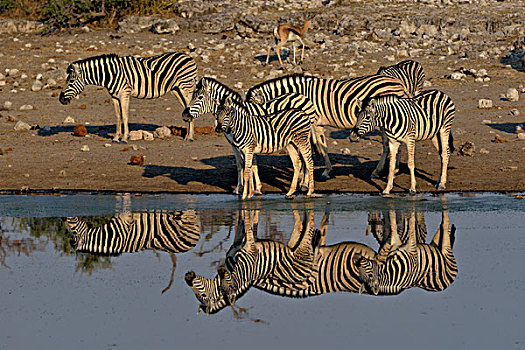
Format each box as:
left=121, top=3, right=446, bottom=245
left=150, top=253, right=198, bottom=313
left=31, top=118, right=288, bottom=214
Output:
left=266, top=19, right=311, bottom=65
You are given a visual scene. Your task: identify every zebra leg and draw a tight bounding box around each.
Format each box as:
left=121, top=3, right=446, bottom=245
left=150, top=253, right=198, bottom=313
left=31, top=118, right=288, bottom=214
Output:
left=232, top=146, right=244, bottom=195
left=111, top=97, right=123, bottom=143
left=242, top=149, right=255, bottom=200
left=285, top=144, right=302, bottom=199
left=383, top=140, right=400, bottom=195
left=161, top=253, right=177, bottom=294
left=297, top=140, right=319, bottom=198
left=252, top=161, right=263, bottom=195
left=406, top=139, right=417, bottom=195
left=120, top=91, right=131, bottom=143
left=436, top=132, right=450, bottom=190
left=186, top=119, right=195, bottom=142
left=315, top=125, right=332, bottom=181
left=372, top=132, right=389, bottom=178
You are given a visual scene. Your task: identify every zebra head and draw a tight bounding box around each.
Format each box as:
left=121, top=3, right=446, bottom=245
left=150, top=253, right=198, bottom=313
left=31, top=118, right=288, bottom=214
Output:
left=215, top=95, right=236, bottom=134
left=353, top=253, right=380, bottom=295
left=59, top=63, right=85, bottom=105
left=349, top=99, right=377, bottom=142
left=182, top=77, right=216, bottom=122
left=64, top=216, right=87, bottom=250
left=185, top=271, right=229, bottom=314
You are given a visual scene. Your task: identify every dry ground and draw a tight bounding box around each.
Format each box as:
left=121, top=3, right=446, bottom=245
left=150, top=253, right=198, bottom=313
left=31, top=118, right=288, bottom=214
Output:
left=0, top=29, right=524, bottom=195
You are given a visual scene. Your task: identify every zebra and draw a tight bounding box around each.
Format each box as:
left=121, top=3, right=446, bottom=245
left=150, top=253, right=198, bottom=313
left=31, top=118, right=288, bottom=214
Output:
left=59, top=52, right=198, bottom=142
left=377, top=60, right=426, bottom=97
left=185, top=209, right=381, bottom=315
left=65, top=210, right=201, bottom=293
left=350, top=89, right=455, bottom=195
left=216, top=95, right=317, bottom=199
left=354, top=208, right=457, bottom=295
left=181, top=77, right=321, bottom=194
left=245, top=74, right=413, bottom=179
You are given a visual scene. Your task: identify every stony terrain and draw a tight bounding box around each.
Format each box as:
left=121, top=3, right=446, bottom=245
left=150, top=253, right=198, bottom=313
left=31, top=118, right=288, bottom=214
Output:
left=0, top=0, right=524, bottom=195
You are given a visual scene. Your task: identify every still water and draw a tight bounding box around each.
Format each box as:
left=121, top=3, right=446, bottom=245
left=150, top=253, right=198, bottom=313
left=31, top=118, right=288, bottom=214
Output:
left=0, top=193, right=524, bottom=349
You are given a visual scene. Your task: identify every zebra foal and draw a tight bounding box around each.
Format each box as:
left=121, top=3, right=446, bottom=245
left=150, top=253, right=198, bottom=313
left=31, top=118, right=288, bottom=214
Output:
left=350, top=89, right=455, bottom=195
left=216, top=96, right=318, bottom=199
left=59, top=52, right=197, bottom=142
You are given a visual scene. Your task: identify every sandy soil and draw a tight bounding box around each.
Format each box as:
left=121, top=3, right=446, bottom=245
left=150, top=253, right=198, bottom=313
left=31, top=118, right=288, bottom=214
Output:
left=0, top=28, right=524, bottom=196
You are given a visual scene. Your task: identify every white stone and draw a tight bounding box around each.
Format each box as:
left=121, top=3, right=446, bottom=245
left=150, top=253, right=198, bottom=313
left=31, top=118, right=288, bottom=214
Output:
left=506, top=88, right=519, bottom=102
left=31, top=80, right=43, bottom=92
left=341, top=148, right=351, bottom=155
left=478, top=99, right=493, bottom=109
left=518, top=133, right=525, bottom=141
left=450, top=72, right=466, bottom=80
left=104, top=143, right=112, bottom=147
left=129, top=130, right=143, bottom=141
left=154, top=126, right=171, bottom=139
left=63, top=116, right=75, bottom=124
left=14, top=120, right=31, bottom=131
left=143, top=131, right=154, bottom=141
left=19, top=104, right=34, bottom=111
left=3, top=101, right=12, bottom=110
left=7, top=68, right=19, bottom=77
left=80, top=145, right=90, bottom=152
left=509, top=109, right=520, bottom=116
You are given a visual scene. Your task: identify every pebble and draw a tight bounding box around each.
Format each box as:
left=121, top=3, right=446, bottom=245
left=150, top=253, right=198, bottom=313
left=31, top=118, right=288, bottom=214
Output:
left=104, top=143, right=112, bottom=147
left=506, top=88, right=519, bottom=102
left=129, top=155, right=145, bottom=166
left=341, top=148, right=351, bottom=155
left=479, top=148, right=489, bottom=154
left=63, top=116, right=75, bottom=124
left=14, top=120, right=31, bottom=131
left=129, top=130, right=143, bottom=141
left=478, top=99, right=493, bottom=109
left=2, top=101, right=12, bottom=110
left=80, top=145, right=90, bottom=152
left=19, top=104, right=34, bottom=111
left=143, top=131, right=154, bottom=141
left=518, top=133, right=525, bottom=141
left=154, top=126, right=171, bottom=139
left=59, top=170, right=66, bottom=177
left=7, top=68, right=19, bottom=77
left=31, top=80, right=43, bottom=92
left=509, top=109, right=520, bottom=116
left=500, top=166, right=518, bottom=172
left=459, top=141, right=475, bottom=156
left=73, top=125, right=87, bottom=137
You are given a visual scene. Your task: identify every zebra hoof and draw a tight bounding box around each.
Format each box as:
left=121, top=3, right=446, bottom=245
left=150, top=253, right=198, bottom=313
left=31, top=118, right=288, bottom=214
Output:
left=254, top=190, right=263, bottom=196
left=319, top=173, right=331, bottom=182
left=184, top=138, right=194, bottom=142
left=285, top=195, right=295, bottom=200
left=370, top=173, right=380, bottom=179
left=120, top=140, right=128, bottom=144
left=409, top=189, right=417, bottom=196
left=436, top=183, right=446, bottom=191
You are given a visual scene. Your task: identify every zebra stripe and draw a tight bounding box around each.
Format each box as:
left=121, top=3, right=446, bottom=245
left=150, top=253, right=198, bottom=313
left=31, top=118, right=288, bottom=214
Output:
left=377, top=60, right=426, bottom=97
left=245, top=74, right=412, bottom=178
left=217, top=96, right=316, bottom=199
left=352, top=89, right=455, bottom=194
left=355, top=210, right=457, bottom=295
left=65, top=210, right=201, bottom=255
left=59, top=52, right=197, bottom=142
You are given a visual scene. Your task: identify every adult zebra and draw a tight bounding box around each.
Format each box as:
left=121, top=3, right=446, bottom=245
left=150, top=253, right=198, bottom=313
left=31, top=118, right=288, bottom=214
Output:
left=182, top=77, right=319, bottom=195
left=354, top=209, right=457, bottom=295
left=216, top=96, right=317, bottom=199
left=245, top=74, right=412, bottom=178
left=59, top=52, right=198, bottom=142
left=377, top=59, right=426, bottom=97
left=66, top=210, right=201, bottom=293
left=185, top=209, right=379, bottom=314
left=350, top=89, right=455, bottom=195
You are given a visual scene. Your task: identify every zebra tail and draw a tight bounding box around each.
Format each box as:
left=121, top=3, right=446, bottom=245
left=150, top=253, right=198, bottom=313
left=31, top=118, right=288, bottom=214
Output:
left=448, top=132, right=455, bottom=153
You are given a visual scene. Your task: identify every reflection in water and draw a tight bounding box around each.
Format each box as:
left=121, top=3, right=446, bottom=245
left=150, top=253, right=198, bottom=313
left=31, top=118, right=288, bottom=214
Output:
left=185, top=202, right=457, bottom=315
left=66, top=211, right=201, bottom=293
left=0, top=218, right=47, bottom=268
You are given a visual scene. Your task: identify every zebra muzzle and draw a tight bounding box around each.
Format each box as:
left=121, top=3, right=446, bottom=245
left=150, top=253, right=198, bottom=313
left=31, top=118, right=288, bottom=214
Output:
left=215, top=123, right=224, bottom=134
left=58, top=92, right=71, bottom=105
left=184, top=271, right=196, bottom=286
left=181, top=108, right=192, bottom=122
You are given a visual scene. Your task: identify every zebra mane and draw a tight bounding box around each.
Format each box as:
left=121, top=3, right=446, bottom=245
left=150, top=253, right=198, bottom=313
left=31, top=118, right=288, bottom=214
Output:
left=369, top=94, right=402, bottom=107
left=72, top=53, right=120, bottom=66
left=197, top=77, right=243, bottom=103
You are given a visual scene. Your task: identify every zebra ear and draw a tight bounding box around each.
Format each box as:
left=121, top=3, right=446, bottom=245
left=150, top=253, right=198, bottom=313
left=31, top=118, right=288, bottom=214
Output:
left=356, top=99, right=363, bottom=112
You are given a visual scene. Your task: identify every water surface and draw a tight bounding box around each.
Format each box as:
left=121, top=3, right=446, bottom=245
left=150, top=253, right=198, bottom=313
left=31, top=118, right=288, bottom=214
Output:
left=0, top=193, right=524, bottom=349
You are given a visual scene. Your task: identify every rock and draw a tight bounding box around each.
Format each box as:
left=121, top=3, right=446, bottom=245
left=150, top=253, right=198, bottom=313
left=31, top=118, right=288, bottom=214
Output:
left=493, top=134, right=508, bottom=143
left=151, top=19, right=180, bottom=34
left=129, top=130, right=143, bottom=141
left=118, top=16, right=158, bottom=33
left=459, top=141, right=475, bottom=156
left=479, top=148, right=489, bottom=154
left=14, top=120, right=31, bottom=131
left=7, top=68, right=19, bottom=77
left=450, top=71, right=466, bottom=80
left=478, top=99, right=493, bottom=109
left=104, top=143, right=112, bottom=147
left=142, top=131, right=154, bottom=141
left=19, top=104, right=34, bottom=111
left=73, top=125, right=87, bottom=137
left=31, top=80, right=43, bottom=92
left=80, top=145, right=90, bottom=152
left=518, top=133, right=525, bottom=141
left=63, top=116, right=75, bottom=124
left=476, top=69, right=488, bottom=78
left=1, top=101, right=11, bottom=110
left=500, top=166, right=518, bottom=172
left=129, top=155, right=145, bottom=166
left=154, top=126, right=172, bottom=139
left=59, top=170, right=66, bottom=177
left=341, top=148, right=351, bottom=155
left=509, top=109, right=520, bottom=116
left=505, top=88, right=519, bottom=102
left=0, top=19, right=43, bottom=34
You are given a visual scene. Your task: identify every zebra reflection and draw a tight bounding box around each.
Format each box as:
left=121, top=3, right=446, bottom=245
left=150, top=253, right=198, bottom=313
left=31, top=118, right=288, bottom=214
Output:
left=185, top=205, right=457, bottom=315
left=66, top=210, right=201, bottom=293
